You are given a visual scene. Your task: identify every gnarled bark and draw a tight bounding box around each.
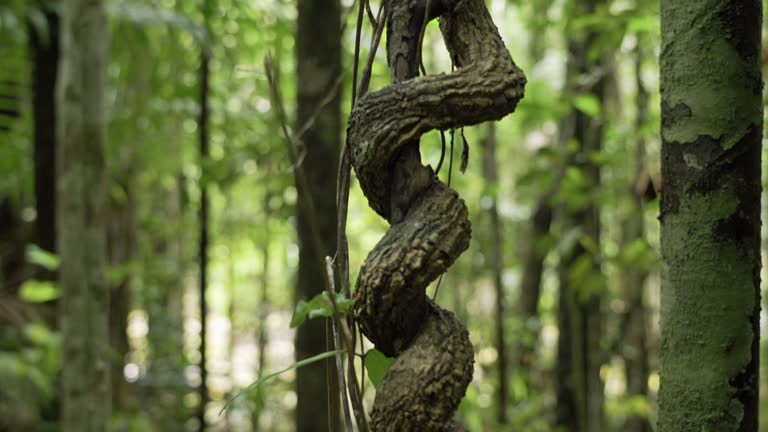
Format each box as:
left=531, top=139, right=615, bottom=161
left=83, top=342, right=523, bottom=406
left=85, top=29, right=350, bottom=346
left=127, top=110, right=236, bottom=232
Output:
left=348, top=0, right=525, bottom=429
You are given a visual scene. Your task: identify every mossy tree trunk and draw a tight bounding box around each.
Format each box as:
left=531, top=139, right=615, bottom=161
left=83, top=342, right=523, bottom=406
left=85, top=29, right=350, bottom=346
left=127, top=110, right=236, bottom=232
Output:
left=295, top=0, right=341, bottom=430
left=658, top=1, right=762, bottom=431
left=56, top=0, right=111, bottom=429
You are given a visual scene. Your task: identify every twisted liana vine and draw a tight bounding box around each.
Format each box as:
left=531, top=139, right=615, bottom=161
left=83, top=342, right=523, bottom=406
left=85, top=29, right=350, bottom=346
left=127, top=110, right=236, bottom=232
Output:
left=348, top=0, right=525, bottom=429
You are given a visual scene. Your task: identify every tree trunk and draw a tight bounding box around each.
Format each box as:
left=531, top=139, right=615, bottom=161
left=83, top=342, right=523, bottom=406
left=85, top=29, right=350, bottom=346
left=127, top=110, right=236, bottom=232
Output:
left=107, top=182, right=136, bottom=412
left=511, top=194, right=553, bottom=398
left=554, top=1, right=607, bottom=430
left=29, top=5, right=59, bottom=263
left=144, top=179, right=188, bottom=431
left=0, top=200, right=29, bottom=294
left=197, top=0, right=212, bottom=429
left=658, top=1, right=762, bottom=430
left=295, top=0, right=342, bottom=430
left=482, top=122, right=508, bottom=424
left=56, top=0, right=111, bottom=429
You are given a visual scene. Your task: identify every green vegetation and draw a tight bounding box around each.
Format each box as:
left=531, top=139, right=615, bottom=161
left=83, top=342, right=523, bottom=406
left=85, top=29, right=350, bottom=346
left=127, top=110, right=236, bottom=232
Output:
left=0, top=0, right=765, bottom=431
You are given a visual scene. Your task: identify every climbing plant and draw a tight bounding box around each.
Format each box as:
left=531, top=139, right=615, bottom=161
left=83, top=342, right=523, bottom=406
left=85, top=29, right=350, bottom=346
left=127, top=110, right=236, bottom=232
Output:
left=348, top=0, right=526, bottom=429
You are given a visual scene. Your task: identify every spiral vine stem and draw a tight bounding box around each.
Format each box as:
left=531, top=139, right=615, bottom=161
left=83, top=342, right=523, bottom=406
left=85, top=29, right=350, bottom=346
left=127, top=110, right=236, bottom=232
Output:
left=347, top=0, right=525, bottom=429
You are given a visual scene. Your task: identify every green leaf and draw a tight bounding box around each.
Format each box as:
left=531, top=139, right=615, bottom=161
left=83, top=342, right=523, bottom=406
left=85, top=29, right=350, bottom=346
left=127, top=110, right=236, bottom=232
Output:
left=573, top=94, right=602, bottom=118
left=627, top=14, right=660, bottom=34
left=18, top=280, right=59, bottom=303
left=364, top=349, right=394, bottom=388
left=290, top=300, right=309, bottom=328
left=290, top=291, right=352, bottom=328
left=621, top=239, right=649, bottom=264
left=335, top=295, right=353, bottom=313
left=221, top=349, right=344, bottom=414
left=23, top=322, right=53, bottom=346
left=25, top=244, right=59, bottom=271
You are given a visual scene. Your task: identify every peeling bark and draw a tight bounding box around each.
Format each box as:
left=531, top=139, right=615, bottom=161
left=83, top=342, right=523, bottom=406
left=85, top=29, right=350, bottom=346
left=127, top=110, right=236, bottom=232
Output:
left=348, top=0, right=525, bottom=429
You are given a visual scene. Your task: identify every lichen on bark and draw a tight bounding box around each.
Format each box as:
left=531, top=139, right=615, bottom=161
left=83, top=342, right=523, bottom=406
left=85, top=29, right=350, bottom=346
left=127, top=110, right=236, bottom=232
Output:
left=347, top=0, right=526, bottom=429
left=658, top=1, right=762, bottom=431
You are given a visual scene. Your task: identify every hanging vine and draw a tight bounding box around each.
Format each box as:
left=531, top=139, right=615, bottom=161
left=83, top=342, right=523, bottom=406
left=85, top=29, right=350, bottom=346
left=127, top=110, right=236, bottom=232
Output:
left=347, top=0, right=526, bottom=429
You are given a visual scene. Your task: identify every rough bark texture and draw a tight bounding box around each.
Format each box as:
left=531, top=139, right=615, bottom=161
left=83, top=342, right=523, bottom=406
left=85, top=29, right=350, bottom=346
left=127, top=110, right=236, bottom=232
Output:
left=554, top=0, right=607, bottom=429
left=56, top=0, right=111, bottom=430
left=295, top=0, right=342, bottom=430
left=658, top=1, right=762, bottom=431
left=348, top=0, right=525, bottom=429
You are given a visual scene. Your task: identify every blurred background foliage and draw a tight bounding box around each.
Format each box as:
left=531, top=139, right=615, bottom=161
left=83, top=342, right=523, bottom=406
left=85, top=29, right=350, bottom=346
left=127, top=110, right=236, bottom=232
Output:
left=0, top=0, right=767, bottom=431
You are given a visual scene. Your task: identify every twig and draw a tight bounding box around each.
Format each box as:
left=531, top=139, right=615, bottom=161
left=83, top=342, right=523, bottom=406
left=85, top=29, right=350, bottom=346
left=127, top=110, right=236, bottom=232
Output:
left=366, top=0, right=378, bottom=27
left=294, top=75, right=344, bottom=144
left=435, top=129, right=447, bottom=174
left=325, top=258, right=354, bottom=431
left=433, top=127, right=456, bottom=300
left=265, top=55, right=359, bottom=430
left=264, top=56, right=328, bottom=270
left=350, top=0, right=367, bottom=107
left=417, top=0, right=432, bottom=77
left=334, top=2, right=388, bottom=431
left=220, top=350, right=344, bottom=414
left=357, top=0, right=388, bottom=98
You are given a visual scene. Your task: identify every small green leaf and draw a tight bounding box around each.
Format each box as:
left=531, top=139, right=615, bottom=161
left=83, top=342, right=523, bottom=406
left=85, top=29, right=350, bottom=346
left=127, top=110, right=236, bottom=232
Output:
left=291, top=292, right=353, bottom=328
left=302, top=293, right=332, bottom=321
left=335, top=294, right=353, bottom=314
left=573, top=94, right=601, bottom=118
left=290, top=300, right=310, bottom=328
left=627, top=14, right=660, bottom=34
left=621, top=239, right=649, bottom=264
left=111, top=183, right=128, bottom=204
left=19, top=280, right=59, bottom=303
left=23, top=322, right=53, bottom=346
left=364, top=349, right=394, bottom=388
left=25, top=244, right=59, bottom=271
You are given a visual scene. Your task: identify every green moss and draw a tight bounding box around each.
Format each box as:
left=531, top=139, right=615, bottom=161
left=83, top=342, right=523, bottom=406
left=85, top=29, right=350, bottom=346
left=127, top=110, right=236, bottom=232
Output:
left=659, top=185, right=756, bottom=431
left=661, top=1, right=761, bottom=150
